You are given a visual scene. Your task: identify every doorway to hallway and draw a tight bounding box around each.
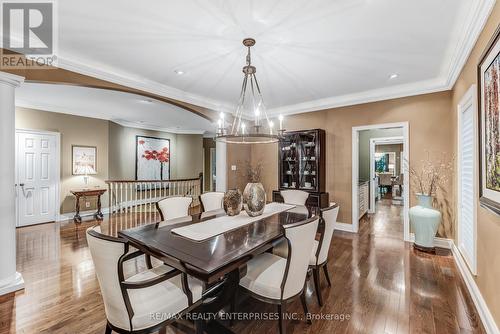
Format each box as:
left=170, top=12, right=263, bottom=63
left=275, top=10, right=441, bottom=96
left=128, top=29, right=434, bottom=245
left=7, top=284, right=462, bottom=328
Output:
left=352, top=122, right=409, bottom=241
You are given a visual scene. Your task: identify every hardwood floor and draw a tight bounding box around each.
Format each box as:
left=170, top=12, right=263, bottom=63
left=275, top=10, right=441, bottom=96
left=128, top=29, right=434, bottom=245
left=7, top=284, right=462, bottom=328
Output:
left=0, top=202, right=484, bottom=334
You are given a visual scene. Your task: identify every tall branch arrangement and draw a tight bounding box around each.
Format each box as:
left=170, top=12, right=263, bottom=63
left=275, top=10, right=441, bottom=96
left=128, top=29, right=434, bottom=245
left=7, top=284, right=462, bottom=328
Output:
left=406, top=152, right=454, bottom=196
left=244, top=160, right=263, bottom=183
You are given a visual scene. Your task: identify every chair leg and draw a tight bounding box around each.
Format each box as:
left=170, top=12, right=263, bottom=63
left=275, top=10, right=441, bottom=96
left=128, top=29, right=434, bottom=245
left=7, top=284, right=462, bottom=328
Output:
left=300, top=292, right=312, bottom=325
left=323, top=265, right=332, bottom=287
left=229, top=288, right=238, bottom=327
left=195, top=318, right=204, bottom=334
left=278, top=302, right=286, bottom=334
left=312, top=267, right=323, bottom=306
left=145, top=254, right=153, bottom=269
left=104, top=322, right=112, bottom=334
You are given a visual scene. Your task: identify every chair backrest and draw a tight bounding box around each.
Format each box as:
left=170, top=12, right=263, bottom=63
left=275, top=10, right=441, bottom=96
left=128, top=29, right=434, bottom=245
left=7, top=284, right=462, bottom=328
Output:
left=280, top=190, right=309, bottom=206
left=200, top=192, right=224, bottom=212
left=378, top=173, right=393, bottom=186
left=156, top=196, right=193, bottom=220
left=86, top=226, right=130, bottom=331
left=281, top=216, right=319, bottom=299
left=317, top=203, right=339, bottom=265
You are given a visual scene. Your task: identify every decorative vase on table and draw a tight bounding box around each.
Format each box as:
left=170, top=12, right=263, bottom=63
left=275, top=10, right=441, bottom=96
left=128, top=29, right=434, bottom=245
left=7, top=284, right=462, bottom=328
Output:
left=223, top=189, right=242, bottom=216
left=409, top=194, right=441, bottom=252
left=243, top=182, right=266, bottom=217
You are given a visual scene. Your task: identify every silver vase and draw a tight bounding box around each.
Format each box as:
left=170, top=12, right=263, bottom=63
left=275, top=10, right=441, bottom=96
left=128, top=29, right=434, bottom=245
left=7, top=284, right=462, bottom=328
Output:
left=243, top=182, right=266, bottom=217
left=223, top=189, right=242, bottom=216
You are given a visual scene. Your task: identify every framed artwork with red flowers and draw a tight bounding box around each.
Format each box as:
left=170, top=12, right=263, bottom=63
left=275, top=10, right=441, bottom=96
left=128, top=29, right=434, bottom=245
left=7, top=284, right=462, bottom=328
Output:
left=135, top=136, right=170, bottom=181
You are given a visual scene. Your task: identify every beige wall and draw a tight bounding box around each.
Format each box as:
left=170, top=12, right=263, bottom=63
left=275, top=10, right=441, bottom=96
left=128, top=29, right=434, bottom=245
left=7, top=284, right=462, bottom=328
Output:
left=226, top=143, right=253, bottom=191
left=175, top=133, right=204, bottom=179
left=451, top=1, right=500, bottom=325
left=108, top=122, right=204, bottom=181
left=225, top=143, right=279, bottom=201
left=358, top=128, right=404, bottom=181
left=16, top=107, right=109, bottom=214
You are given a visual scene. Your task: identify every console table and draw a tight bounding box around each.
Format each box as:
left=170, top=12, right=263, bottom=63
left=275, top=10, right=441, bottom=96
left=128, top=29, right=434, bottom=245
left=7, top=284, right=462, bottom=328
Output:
left=70, top=188, right=107, bottom=223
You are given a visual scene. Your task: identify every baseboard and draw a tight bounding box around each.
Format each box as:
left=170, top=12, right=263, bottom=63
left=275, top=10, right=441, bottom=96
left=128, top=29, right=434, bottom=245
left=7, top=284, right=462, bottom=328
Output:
left=57, top=208, right=110, bottom=222
left=0, top=272, right=24, bottom=296
left=451, top=244, right=499, bottom=334
left=408, top=233, right=453, bottom=249
left=333, top=222, right=355, bottom=233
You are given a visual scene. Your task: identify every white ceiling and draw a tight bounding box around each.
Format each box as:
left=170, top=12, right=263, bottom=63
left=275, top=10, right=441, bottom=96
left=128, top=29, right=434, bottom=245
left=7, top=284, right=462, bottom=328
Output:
left=16, top=83, right=215, bottom=135
left=33, top=0, right=499, bottom=115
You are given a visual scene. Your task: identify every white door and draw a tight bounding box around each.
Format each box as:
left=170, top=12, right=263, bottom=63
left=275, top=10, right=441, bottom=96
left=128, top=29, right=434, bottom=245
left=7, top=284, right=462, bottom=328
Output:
left=457, top=86, right=477, bottom=274
left=16, top=131, right=59, bottom=226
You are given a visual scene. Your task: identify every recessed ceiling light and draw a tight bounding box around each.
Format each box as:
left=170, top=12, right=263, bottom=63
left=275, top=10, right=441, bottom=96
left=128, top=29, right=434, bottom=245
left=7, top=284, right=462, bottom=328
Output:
left=174, top=70, right=185, bottom=75
left=389, top=73, right=399, bottom=79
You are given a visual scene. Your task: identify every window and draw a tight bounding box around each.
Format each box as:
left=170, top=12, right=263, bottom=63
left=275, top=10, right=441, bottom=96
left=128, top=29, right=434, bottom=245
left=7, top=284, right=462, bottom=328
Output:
left=458, top=85, right=477, bottom=275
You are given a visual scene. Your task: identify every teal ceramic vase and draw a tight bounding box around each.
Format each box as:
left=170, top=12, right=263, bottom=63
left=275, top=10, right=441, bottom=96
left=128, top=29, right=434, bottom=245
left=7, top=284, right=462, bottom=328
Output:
left=409, top=194, right=441, bottom=251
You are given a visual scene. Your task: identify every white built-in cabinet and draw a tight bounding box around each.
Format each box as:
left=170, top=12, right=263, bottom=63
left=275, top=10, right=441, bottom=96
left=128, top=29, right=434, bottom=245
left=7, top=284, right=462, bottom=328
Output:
left=358, top=181, right=369, bottom=219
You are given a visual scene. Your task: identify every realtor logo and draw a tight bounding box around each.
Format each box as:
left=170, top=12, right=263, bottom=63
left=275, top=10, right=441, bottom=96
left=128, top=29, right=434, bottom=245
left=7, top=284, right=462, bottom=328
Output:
left=1, top=1, right=57, bottom=69
left=2, top=2, right=53, bottom=54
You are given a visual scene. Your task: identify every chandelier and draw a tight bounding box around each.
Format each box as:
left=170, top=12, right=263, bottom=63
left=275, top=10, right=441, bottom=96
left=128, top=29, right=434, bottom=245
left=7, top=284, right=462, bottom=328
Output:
left=216, top=38, right=284, bottom=144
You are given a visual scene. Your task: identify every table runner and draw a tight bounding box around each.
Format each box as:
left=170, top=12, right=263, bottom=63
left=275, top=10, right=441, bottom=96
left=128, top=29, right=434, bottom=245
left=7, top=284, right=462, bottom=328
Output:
left=171, top=202, right=295, bottom=241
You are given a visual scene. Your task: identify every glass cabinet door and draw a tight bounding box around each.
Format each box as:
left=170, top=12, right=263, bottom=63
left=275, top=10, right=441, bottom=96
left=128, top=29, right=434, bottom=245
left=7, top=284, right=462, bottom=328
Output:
left=279, top=134, right=298, bottom=189
left=298, top=131, right=318, bottom=191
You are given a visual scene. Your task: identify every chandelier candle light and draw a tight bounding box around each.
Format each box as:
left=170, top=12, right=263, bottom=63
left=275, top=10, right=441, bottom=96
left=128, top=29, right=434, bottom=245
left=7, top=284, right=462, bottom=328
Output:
left=216, top=38, right=285, bottom=144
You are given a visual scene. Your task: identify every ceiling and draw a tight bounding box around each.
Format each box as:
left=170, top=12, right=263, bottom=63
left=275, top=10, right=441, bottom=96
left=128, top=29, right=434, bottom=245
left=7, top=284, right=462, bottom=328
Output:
left=24, top=0, right=498, bottom=117
left=16, top=83, right=215, bottom=135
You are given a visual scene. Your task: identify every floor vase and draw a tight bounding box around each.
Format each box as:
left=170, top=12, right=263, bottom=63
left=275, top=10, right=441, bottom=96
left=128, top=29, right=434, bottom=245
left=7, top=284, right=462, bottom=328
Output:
left=409, top=194, right=441, bottom=252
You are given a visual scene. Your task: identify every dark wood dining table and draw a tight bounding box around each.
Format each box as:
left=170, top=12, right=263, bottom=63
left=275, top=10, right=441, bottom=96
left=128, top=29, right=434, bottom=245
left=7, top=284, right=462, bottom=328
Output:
left=117, top=205, right=313, bottom=333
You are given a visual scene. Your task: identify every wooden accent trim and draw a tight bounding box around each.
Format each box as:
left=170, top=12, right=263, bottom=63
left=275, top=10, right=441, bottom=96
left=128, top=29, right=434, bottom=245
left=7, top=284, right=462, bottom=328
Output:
left=121, top=269, right=180, bottom=289
left=1, top=48, right=216, bottom=122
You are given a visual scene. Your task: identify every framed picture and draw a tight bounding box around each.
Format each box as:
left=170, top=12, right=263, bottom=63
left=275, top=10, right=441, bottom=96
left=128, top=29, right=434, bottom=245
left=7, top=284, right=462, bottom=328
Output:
left=72, top=145, right=97, bottom=175
left=135, top=135, right=170, bottom=180
left=478, top=25, right=500, bottom=215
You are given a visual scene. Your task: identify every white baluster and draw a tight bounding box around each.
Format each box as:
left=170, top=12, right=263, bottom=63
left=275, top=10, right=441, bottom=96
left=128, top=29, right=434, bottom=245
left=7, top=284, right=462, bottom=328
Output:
left=134, top=182, right=138, bottom=214
left=154, top=182, right=157, bottom=203
left=110, top=183, right=114, bottom=214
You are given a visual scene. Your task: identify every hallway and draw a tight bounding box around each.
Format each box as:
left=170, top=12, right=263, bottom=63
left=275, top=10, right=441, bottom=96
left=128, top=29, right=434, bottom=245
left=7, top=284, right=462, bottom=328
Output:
left=363, top=196, right=404, bottom=240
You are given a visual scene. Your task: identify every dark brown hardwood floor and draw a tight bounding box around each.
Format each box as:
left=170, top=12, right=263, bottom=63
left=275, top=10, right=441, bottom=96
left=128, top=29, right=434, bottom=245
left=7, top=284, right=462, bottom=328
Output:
left=0, top=200, right=484, bottom=334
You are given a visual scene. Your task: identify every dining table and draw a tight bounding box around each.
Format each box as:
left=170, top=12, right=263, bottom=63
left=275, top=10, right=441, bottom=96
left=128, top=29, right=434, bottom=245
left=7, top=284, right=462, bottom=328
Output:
left=116, top=203, right=315, bottom=334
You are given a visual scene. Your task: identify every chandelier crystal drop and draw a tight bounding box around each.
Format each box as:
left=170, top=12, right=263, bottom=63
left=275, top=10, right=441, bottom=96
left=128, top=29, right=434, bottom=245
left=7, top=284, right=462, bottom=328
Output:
left=215, top=38, right=284, bottom=144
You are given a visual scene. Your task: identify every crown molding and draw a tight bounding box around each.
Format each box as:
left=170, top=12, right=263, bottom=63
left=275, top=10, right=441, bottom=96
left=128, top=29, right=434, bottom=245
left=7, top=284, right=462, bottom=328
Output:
left=266, top=77, right=447, bottom=116
left=50, top=0, right=494, bottom=117
left=443, top=0, right=496, bottom=89
left=0, top=71, right=25, bottom=87
left=56, top=56, right=234, bottom=114
left=110, top=119, right=207, bottom=135
left=15, top=99, right=210, bottom=135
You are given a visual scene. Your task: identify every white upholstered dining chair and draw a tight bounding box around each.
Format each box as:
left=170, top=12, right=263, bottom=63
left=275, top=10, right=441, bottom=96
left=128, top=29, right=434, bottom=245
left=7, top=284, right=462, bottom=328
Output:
left=156, top=196, right=193, bottom=221
left=86, top=225, right=203, bottom=334
left=310, top=203, right=339, bottom=305
left=280, top=189, right=309, bottom=205
left=273, top=203, right=339, bottom=306
left=235, top=216, right=320, bottom=334
left=199, top=192, right=224, bottom=212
